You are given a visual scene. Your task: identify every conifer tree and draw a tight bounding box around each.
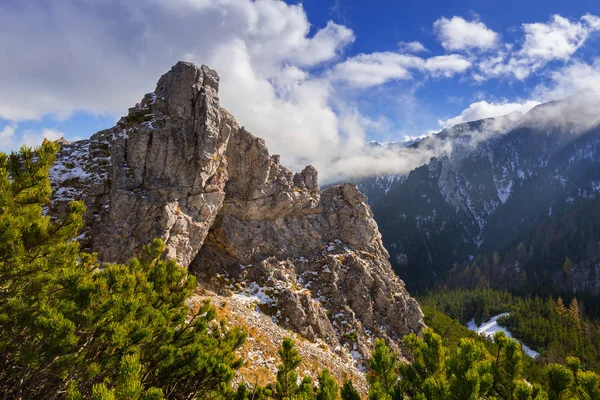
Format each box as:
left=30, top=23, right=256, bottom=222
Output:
left=577, top=371, right=600, bottom=399
left=0, top=141, right=87, bottom=398
left=299, top=376, right=315, bottom=400
left=492, top=252, right=501, bottom=269
left=233, top=382, right=272, bottom=400
left=519, top=271, right=528, bottom=287
left=554, top=297, right=567, bottom=315
left=274, top=338, right=304, bottom=400
left=513, top=381, right=533, bottom=400
left=568, top=299, right=581, bottom=322
left=367, top=338, right=398, bottom=400
left=492, top=331, right=523, bottom=399
left=340, top=379, right=361, bottom=400
left=563, top=257, right=574, bottom=275
left=397, top=329, right=447, bottom=398
left=315, top=369, right=338, bottom=400
left=446, top=338, right=493, bottom=400
left=563, top=356, right=600, bottom=400
left=545, top=364, right=574, bottom=400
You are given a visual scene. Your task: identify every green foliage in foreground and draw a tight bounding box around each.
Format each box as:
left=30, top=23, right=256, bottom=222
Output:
left=244, top=332, right=600, bottom=400
left=0, top=142, right=246, bottom=399
left=233, top=337, right=350, bottom=400
left=340, top=379, right=361, bottom=400
left=368, top=328, right=600, bottom=400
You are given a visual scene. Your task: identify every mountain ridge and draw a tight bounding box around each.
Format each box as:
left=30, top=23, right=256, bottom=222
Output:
left=357, top=90, right=600, bottom=293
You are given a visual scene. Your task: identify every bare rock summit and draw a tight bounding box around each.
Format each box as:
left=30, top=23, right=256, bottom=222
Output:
left=50, top=61, right=424, bottom=371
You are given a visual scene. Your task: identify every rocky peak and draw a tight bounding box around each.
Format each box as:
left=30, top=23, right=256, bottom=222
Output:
left=50, top=62, right=424, bottom=378
left=154, top=62, right=219, bottom=118
left=51, top=61, right=233, bottom=267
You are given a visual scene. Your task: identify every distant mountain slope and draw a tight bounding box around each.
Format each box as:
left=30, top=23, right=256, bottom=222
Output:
left=359, top=93, right=600, bottom=292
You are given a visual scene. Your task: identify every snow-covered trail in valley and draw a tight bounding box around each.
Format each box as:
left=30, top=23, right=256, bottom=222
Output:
left=467, top=313, right=540, bottom=358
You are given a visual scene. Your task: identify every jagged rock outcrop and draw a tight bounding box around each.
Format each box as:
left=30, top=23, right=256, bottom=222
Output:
left=194, top=126, right=424, bottom=360
left=51, top=63, right=234, bottom=266
left=50, top=61, right=424, bottom=370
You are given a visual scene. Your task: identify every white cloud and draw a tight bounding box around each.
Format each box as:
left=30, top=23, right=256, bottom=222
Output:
left=529, top=59, right=600, bottom=134
left=0, top=1, right=353, bottom=124
left=0, top=124, right=17, bottom=143
left=477, top=14, right=600, bottom=80
left=424, top=55, right=472, bottom=77
left=331, top=52, right=421, bottom=88
left=0, top=0, right=467, bottom=183
left=402, top=132, right=436, bottom=143
left=398, top=41, right=428, bottom=53
left=583, top=14, right=600, bottom=30
left=22, top=128, right=64, bottom=148
left=533, top=59, right=600, bottom=101
left=1, top=0, right=459, bottom=182
left=332, top=52, right=471, bottom=87
left=289, top=21, right=355, bottom=66
left=520, top=15, right=594, bottom=62
left=434, top=16, right=499, bottom=51
left=441, top=56, right=600, bottom=136
left=0, top=125, right=64, bottom=152
left=446, top=95, right=465, bottom=105
left=321, top=121, right=453, bottom=181
left=438, top=100, right=541, bottom=128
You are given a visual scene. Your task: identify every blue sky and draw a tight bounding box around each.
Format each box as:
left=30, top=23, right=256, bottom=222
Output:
left=2, top=0, right=600, bottom=179
left=298, top=0, right=600, bottom=137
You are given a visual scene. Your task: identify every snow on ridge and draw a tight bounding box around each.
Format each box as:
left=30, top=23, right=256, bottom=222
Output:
left=496, top=178, right=512, bottom=204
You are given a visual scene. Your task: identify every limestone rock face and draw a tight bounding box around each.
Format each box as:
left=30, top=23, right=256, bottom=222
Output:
left=51, top=62, right=233, bottom=266
left=193, top=123, right=424, bottom=363
left=50, top=61, right=424, bottom=368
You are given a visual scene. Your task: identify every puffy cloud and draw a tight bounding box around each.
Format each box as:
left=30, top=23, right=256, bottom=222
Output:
left=331, top=52, right=421, bottom=88
left=398, top=41, right=428, bottom=53
left=529, top=59, right=600, bottom=135
left=289, top=21, right=355, bottom=66
left=331, top=52, right=471, bottom=87
left=319, top=113, right=453, bottom=181
left=402, top=132, right=436, bottom=143
left=2, top=0, right=460, bottom=181
left=520, top=15, right=595, bottom=62
left=438, top=100, right=541, bottom=128
left=0, top=1, right=354, bottom=122
left=442, top=56, right=600, bottom=137
left=424, top=55, right=472, bottom=77
left=477, top=14, right=600, bottom=80
left=533, top=59, right=600, bottom=101
left=0, top=124, right=17, bottom=144
left=0, top=0, right=472, bottom=182
left=434, top=16, right=499, bottom=51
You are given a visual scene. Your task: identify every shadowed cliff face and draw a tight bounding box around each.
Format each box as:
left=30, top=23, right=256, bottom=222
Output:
left=49, top=61, right=424, bottom=367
